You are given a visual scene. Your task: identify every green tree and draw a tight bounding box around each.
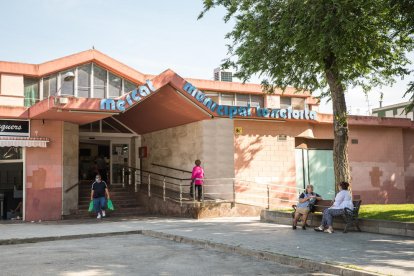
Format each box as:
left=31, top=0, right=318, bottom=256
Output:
left=199, top=0, right=412, bottom=185
left=390, top=0, right=414, bottom=112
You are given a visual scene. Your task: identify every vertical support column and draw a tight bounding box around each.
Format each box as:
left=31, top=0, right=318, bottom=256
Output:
left=267, top=185, right=270, bottom=210
left=148, top=174, right=151, bottom=198
left=122, top=167, right=125, bottom=188
left=163, top=177, right=166, bottom=201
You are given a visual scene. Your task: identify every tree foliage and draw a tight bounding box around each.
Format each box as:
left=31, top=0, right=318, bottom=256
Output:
left=199, top=0, right=412, bottom=95
left=199, top=0, right=413, bottom=184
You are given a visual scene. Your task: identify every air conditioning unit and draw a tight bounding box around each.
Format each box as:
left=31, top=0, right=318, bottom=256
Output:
left=55, top=97, right=69, bottom=105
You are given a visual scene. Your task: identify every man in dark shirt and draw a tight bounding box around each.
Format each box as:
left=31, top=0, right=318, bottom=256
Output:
left=91, top=174, right=110, bottom=219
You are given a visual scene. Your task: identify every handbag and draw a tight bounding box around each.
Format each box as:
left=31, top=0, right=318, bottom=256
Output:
left=107, top=199, right=115, bottom=211
left=88, top=201, right=94, bottom=212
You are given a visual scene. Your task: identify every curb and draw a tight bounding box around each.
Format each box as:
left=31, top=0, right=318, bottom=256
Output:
left=0, top=230, right=142, bottom=246
left=141, top=230, right=381, bottom=276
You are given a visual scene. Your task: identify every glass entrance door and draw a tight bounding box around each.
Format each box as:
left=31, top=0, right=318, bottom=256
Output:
left=111, top=143, right=129, bottom=184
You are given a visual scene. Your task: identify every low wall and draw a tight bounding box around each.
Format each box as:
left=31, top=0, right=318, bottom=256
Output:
left=260, top=210, right=414, bottom=238
left=137, top=192, right=261, bottom=219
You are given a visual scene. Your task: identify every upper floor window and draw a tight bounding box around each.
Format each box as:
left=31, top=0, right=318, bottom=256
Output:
left=60, top=69, right=75, bottom=96
left=280, top=97, right=291, bottom=109
left=77, top=64, right=91, bottom=98
left=24, top=78, right=39, bottom=107
left=42, top=75, right=57, bottom=99
left=221, top=93, right=235, bottom=105
left=39, top=63, right=138, bottom=100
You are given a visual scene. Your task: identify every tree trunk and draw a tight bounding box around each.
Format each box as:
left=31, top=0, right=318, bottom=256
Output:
left=324, top=54, right=351, bottom=189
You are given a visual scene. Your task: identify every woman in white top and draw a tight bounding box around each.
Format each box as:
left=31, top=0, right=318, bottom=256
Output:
left=314, top=182, right=354, bottom=233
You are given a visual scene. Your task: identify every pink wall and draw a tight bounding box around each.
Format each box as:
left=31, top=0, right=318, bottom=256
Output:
left=25, top=120, right=63, bottom=221
left=234, top=120, right=413, bottom=205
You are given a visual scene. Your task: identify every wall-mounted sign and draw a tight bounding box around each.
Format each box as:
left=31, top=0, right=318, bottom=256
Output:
left=0, top=120, right=30, bottom=137
left=235, top=127, right=243, bottom=135
left=183, top=82, right=318, bottom=121
left=100, top=80, right=157, bottom=111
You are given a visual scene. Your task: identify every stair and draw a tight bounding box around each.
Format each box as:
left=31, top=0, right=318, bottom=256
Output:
left=64, top=180, right=147, bottom=219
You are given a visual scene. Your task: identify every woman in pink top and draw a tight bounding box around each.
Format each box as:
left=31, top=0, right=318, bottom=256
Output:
left=190, top=160, right=204, bottom=201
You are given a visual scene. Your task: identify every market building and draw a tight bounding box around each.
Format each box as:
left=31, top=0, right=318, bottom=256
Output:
left=0, top=49, right=413, bottom=221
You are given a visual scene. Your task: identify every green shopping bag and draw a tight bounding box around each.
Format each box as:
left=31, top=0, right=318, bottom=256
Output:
left=88, top=201, right=94, bottom=212
left=107, top=199, right=115, bottom=211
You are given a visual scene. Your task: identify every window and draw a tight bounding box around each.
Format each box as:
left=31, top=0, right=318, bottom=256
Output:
left=292, top=97, right=305, bottom=110
left=220, top=93, right=235, bottom=105
left=124, top=80, right=136, bottom=94
left=24, top=78, right=39, bottom=107
left=60, top=69, right=75, bottom=96
left=205, top=92, right=219, bottom=103
left=42, top=75, right=57, bottom=99
left=280, top=97, right=291, bottom=109
left=236, top=94, right=249, bottom=106
left=77, top=64, right=91, bottom=98
left=220, top=71, right=233, bottom=82
left=93, top=65, right=107, bottom=98
left=250, top=95, right=264, bottom=108
left=0, top=147, right=23, bottom=160
left=108, top=72, right=122, bottom=98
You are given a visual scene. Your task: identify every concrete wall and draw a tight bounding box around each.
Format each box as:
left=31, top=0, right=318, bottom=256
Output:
left=234, top=120, right=413, bottom=205
left=26, top=120, right=63, bottom=221
left=0, top=74, right=24, bottom=97
left=141, top=118, right=235, bottom=200
left=62, top=122, right=79, bottom=215
left=348, top=126, right=407, bottom=204
left=233, top=120, right=328, bottom=207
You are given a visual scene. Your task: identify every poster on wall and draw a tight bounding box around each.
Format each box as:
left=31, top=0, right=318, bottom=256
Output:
left=0, top=120, right=30, bottom=137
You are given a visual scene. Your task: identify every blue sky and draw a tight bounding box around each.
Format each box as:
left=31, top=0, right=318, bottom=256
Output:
left=0, top=0, right=412, bottom=114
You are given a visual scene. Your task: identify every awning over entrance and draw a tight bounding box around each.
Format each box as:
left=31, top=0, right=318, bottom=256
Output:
left=0, top=137, right=49, bottom=147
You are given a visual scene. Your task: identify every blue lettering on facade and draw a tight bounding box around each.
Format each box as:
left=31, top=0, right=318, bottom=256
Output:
left=100, top=80, right=318, bottom=121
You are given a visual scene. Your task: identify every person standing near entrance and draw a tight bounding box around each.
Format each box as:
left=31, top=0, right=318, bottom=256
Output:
left=190, top=160, right=204, bottom=201
left=91, top=174, right=111, bottom=219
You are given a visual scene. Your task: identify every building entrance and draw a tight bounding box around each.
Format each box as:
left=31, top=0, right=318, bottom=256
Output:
left=0, top=147, right=24, bottom=220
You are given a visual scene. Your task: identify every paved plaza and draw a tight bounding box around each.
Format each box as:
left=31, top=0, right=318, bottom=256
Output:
left=0, top=217, right=413, bottom=275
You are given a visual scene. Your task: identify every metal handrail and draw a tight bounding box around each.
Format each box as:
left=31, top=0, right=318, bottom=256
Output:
left=65, top=181, right=80, bottom=193
left=151, top=163, right=192, bottom=174
left=123, top=166, right=191, bottom=181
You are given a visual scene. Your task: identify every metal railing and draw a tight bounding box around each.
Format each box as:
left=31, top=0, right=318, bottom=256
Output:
left=120, top=165, right=307, bottom=210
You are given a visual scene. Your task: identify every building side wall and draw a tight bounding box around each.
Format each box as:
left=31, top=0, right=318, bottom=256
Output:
left=140, top=118, right=234, bottom=200
left=62, top=122, right=79, bottom=215
left=348, top=126, right=406, bottom=204
left=25, top=120, right=63, bottom=221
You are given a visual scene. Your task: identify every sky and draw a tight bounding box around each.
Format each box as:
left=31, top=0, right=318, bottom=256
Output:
left=0, top=0, right=412, bottom=114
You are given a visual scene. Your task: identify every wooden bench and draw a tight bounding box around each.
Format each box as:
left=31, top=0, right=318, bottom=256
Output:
left=292, top=199, right=362, bottom=233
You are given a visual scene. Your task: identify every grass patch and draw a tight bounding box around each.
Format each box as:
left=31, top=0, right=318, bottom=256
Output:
left=359, top=204, right=414, bottom=223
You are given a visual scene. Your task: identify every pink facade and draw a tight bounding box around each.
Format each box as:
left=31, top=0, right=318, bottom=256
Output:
left=1, top=50, right=413, bottom=221
left=25, top=120, right=63, bottom=221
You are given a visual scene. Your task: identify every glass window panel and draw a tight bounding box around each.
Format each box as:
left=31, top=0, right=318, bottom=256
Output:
left=220, top=93, right=235, bottom=105
left=42, top=77, right=49, bottom=99
left=205, top=92, right=219, bottom=103
left=79, top=121, right=100, bottom=132
left=43, top=75, right=57, bottom=99
left=280, top=97, right=292, bottom=109
left=123, top=80, right=136, bottom=94
left=60, top=69, right=75, bottom=96
left=251, top=95, right=264, bottom=108
left=93, top=65, right=107, bottom=98
left=24, top=78, right=39, bottom=107
left=78, top=64, right=91, bottom=98
left=236, top=94, right=249, bottom=106
left=292, top=97, right=305, bottom=110
left=0, top=147, right=23, bottom=160
left=108, top=72, right=122, bottom=98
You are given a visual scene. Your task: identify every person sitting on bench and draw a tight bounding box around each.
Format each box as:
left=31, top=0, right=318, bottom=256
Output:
left=314, top=181, right=354, bottom=234
left=293, top=184, right=322, bottom=230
